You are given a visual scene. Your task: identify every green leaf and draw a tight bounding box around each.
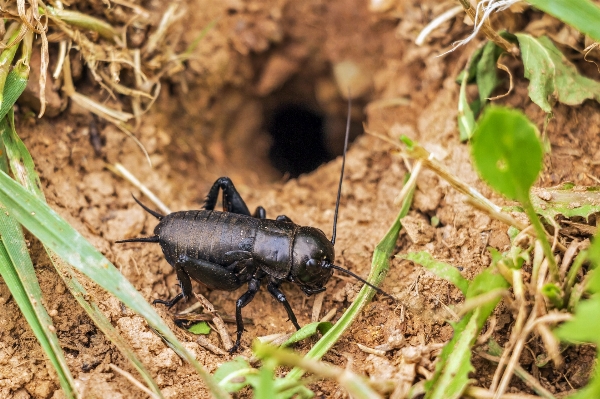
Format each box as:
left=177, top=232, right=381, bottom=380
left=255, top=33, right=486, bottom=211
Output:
left=256, top=359, right=277, bottom=399
left=471, top=106, right=543, bottom=202
left=554, top=235, right=600, bottom=399
left=399, top=251, right=469, bottom=295
left=525, top=0, right=600, bottom=43
left=426, top=311, right=478, bottom=399
left=531, top=184, right=600, bottom=226
left=516, top=34, right=600, bottom=113
left=425, top=268, right=508, bottom=399
left=541, top=283, right=563, bottom=309
left=555, top=296, right=600, bottom=344
left=476, top=41, right=504, bottom=106
left=458, top=70, right=476, bottom=141
left=0, top=116, right=76, bottom=397
left=281, top=322, right=333, bottom=347
left=214, top=357, right=258, bottom=393
left=188, top=321, right=211, bottom=335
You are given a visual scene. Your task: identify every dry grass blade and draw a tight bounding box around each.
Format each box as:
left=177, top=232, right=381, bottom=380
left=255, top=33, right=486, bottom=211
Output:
left=109, top=364, right=161, bottom=399
left=193, top=292, right=233, bottom=351
left=108, top=163, right=171, bottom=215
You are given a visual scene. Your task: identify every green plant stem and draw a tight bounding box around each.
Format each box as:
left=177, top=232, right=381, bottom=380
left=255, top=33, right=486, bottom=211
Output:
left=42, top=5, right=117, bottom=42
left=522, top=198, right=558, bottom=281
left=564, top=250, right=587, bottom=306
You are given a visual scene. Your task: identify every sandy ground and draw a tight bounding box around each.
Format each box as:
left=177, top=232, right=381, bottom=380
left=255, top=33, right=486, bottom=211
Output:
left=0, top=0, right=599, bottom=397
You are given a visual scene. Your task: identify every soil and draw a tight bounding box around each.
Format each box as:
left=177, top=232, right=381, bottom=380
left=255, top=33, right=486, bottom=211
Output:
left=0, top=0, right=599, bottom=398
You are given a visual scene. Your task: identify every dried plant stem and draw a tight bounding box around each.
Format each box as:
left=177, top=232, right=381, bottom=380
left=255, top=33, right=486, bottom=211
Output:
left=109, top=363, right=161, bottom=399
left=477, top=352, right=555, bottom=399
left=415, top=5, right=463, bottom=45
left=108, top=163, right=171, bottom=215
left=196, top=335, right=228, bottom=355
left=368, top=130, right=568, bottom=253
left=311, top=291, right=325, bottom=322
left=467, top=385, right=550, bottom=399
left=193, top=292, right=233, bottom=351
left=457, top=0, right=519, bottom=56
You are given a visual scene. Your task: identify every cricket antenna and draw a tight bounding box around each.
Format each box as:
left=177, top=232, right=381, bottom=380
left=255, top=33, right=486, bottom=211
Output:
left=331, top=97, right=351, bottom=246
left=132, top=195, right=164, bottom=220
left=327, top=264, right=396, bottom=302
left=116, top=236, right=160, bottom=244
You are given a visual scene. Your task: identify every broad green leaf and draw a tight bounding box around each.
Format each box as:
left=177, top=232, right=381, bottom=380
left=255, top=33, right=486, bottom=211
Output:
left=281, top=321, right=333, bottom=347
left=471, top=107, right=543, bottom=202
left=0, top=170, right=229, bottom=398
left=188, top=321, right=211, bottom=335
left=531, top=184, right=600, bottom=225
left=525, top=0, right=600, bottom=43
left=399, top=251, right=469, bottom=295
left=555, top=296, right=600, bottom=344
left=516, top=34, right=600, bottom=113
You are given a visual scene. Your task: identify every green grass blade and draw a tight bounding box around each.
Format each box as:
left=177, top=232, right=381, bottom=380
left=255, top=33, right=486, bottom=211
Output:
left=1, top=109, right=165, bottom=397
left=42, top=5, right=118, bottom=42
left=425, top=269, right=508, bottom=399
left=0, top=158, right=77, bottom=398
left=0, top=242, right=77, bottom=397
left=0, top=26, right=23, bottom=112
left=399, top=251, right=470, bottom=295
left=525, top=0, right=600, bottom=42
left=284, top=177, right=415, bottom=382
left=281, top=321, right=333, bottom=347
left=0, top=170, right=229, bottom=398
left=458, top=70, right=475, bottom=141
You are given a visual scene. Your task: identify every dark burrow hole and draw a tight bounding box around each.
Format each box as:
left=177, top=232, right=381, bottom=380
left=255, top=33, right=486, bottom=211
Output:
left=265, top=101, right=363, bottom=178
left=267, top=104, right=331, bottom=178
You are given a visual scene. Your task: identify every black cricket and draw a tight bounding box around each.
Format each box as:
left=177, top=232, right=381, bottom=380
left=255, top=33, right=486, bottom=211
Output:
left=117, top=103, right=393, bottom=353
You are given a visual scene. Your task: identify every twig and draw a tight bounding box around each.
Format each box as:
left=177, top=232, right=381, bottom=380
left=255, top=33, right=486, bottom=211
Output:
left=467, top=385, right=550, bottom=399
left=108, top=162, right=171, bottom=215
left=478, top=351, right=555, bottom=398
left=312, top=291, right=325, bottom=322
left=193, top=292, right=233, bottom=351
left=196, top=335, right=228, bottom=356
left=320, top=307, right=337, bottom=322
left=457, top=0, right=520, bottom=57
left=356, top=343, right=387, bottom=356
left=415, top=5, right=463, bottom=46
left=109, top=363, right=161, bottom=399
